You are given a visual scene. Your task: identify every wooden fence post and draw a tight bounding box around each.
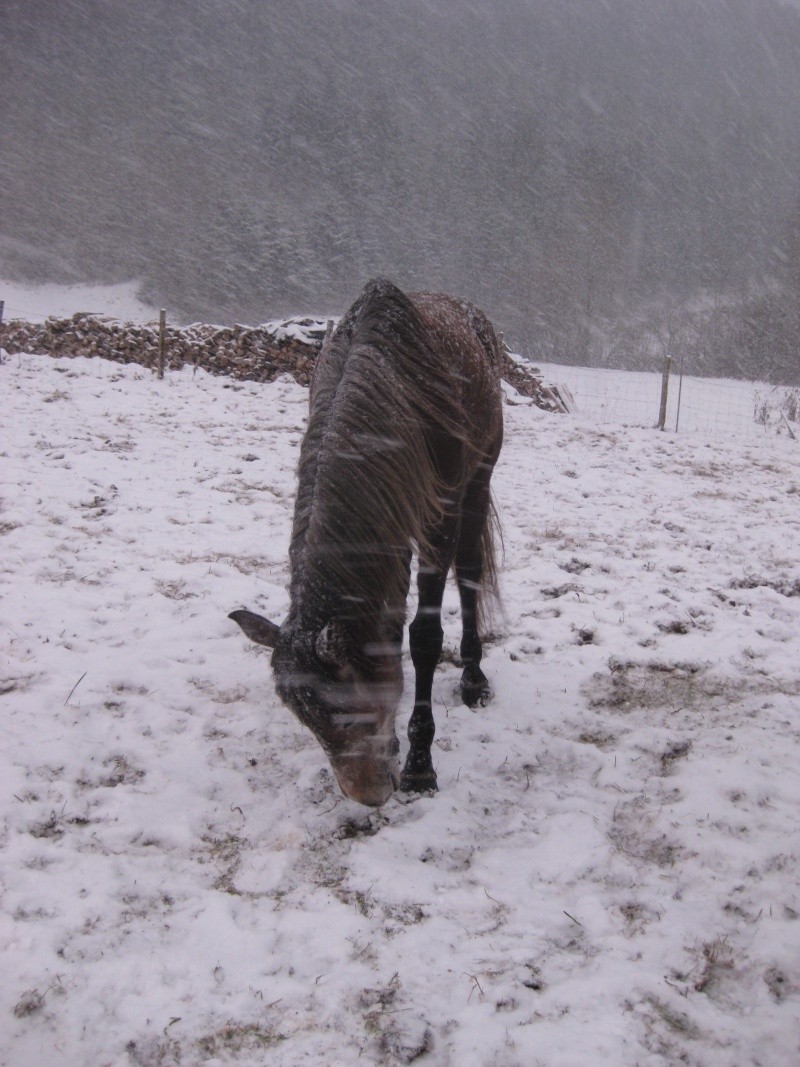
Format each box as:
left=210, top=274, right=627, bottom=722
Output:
left=157, top=309, right=166, bottom=379
left=658, top=355, right=671, bottom=430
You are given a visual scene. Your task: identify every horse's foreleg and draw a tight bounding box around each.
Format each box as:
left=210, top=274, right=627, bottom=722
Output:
left=456, top=467, right=495, bottom=708
left=400, top=525, right=458, bottom=793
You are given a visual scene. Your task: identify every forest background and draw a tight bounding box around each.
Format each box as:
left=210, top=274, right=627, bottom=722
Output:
left=2, top=0, right=800, bottom=382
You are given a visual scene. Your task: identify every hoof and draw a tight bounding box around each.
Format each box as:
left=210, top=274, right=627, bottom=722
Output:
left=461, top=668, right=491, bottom=708
left=400, top=768, right=438, bottom=794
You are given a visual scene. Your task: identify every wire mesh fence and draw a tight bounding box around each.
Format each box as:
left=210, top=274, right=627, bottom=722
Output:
left=534, top=360, right=799, bottom=440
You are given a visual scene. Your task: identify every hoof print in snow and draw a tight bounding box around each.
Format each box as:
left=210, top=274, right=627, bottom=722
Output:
left=764, top=966, right=795, bottom=1003
left=660, top=740, right=692, bottom=774
left=574, top=626, right=597, bottom=645
left=560, top=556, right=590, bottom=574
left=100, top=755, right=146, bottom=788
left=519, top=963, right=545, bottom=991
left=335, top=815, right=382, bottom=841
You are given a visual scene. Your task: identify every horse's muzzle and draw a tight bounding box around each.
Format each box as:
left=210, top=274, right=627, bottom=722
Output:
left=331, top=754, right=399, bottom=807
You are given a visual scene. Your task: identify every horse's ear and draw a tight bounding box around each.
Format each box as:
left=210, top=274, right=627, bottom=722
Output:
left=229, top=609, right=280, bottom=648
left=315, top=620, right=348, bottom=668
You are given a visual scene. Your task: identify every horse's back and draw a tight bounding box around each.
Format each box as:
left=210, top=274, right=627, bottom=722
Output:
left=311, top=279, right=503, bottom=465
left=410, top=289, right=503, bottom=459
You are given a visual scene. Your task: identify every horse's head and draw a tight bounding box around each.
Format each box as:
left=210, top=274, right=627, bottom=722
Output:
left=229, top=609, right=402, bottom=806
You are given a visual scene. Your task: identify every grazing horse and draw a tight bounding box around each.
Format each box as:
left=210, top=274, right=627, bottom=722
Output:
left=230, top=278, right=503, bottom=806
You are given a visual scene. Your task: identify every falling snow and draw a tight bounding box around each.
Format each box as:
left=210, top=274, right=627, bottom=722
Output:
left=2, top=334, right=799, bottom=1066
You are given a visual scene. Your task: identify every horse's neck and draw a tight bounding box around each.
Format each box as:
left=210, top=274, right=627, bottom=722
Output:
left=290, top=348, right=416, bottom=631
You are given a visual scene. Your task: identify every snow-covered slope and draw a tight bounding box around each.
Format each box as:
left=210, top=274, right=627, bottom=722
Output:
left=0, top=278, right=159, bottom=324
left=1, top=352, right=799, bottom=1066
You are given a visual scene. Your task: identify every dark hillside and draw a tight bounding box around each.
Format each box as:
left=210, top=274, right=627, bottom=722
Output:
left=2, top=0, right=800, bottom=377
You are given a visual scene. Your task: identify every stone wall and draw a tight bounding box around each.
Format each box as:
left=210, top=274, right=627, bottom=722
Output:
left=0, top=312, right=567, bottom=411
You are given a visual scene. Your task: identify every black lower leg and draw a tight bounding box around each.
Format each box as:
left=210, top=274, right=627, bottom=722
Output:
left=400, top=604, right=443, bottom=792
left=400, top=545, right=453, bottom=794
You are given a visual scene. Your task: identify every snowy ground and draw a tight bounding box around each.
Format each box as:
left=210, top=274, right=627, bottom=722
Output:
left=0, top=279, right=160, bottom=325
left=2, top=345, right=800, bottom=1067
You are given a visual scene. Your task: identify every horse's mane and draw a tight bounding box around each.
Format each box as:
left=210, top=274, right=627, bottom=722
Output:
left=289, top=278, right=497, bottom=646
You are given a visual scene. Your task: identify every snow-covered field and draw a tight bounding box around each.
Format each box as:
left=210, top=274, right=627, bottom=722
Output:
left=2, top=341, right=800, bottom=1067
left=0, top=279, right=160, bottom=325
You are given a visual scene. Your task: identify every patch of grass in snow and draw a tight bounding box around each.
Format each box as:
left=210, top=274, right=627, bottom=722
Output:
left=617, top=900, right=662, bottom=936
left=125, top=1037, right=181, bottom=1067
left=576, top=728, right=617, bottom=749
left=382, top=902, right=427, bottom=932
left=75, top=755, right=146, bottom=790
left=635, top=994, right=702, bottom=1059
left=190, top=675, right=249, bottom=704
left=661, top=935, right=747, bottom=1012
left=0, top=672, right=38, bottom=695
left=199, top=832, right=247, bottom=894
left=359, top=980, right=433, bottom=1066
left=110, top=680, right=150, bottom=696
left=155, top=578, right=198, bottom=601
left=13, top=976, right=65, bottom=1019
left=175, top=550, right=276, bottom=575
left=589, top=657, right=800, bottom=712
left=731, top=574, right=800, bottom=598
left=195, top=1021, right=286, bottom=1058
left=588, top=658, right=709, bottom=711
left=691, top=935, right=736, bottom=996
left=28, top=808, right=91, bottom=840
left=12, top=989, right=47, bottom=1018
left=336, top=887, right=376, bottom=917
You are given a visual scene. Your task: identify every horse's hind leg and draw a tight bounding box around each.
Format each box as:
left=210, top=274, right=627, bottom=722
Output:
left=400, top=518, right=459, bottom=794
left=456, top=465, right=495, bottom=708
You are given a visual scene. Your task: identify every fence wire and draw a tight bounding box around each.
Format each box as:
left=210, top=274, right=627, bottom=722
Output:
left=534, top=361, right=798, bottom=440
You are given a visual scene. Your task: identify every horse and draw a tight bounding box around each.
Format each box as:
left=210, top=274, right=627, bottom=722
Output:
left=229, top=278, right=503, bottom=806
